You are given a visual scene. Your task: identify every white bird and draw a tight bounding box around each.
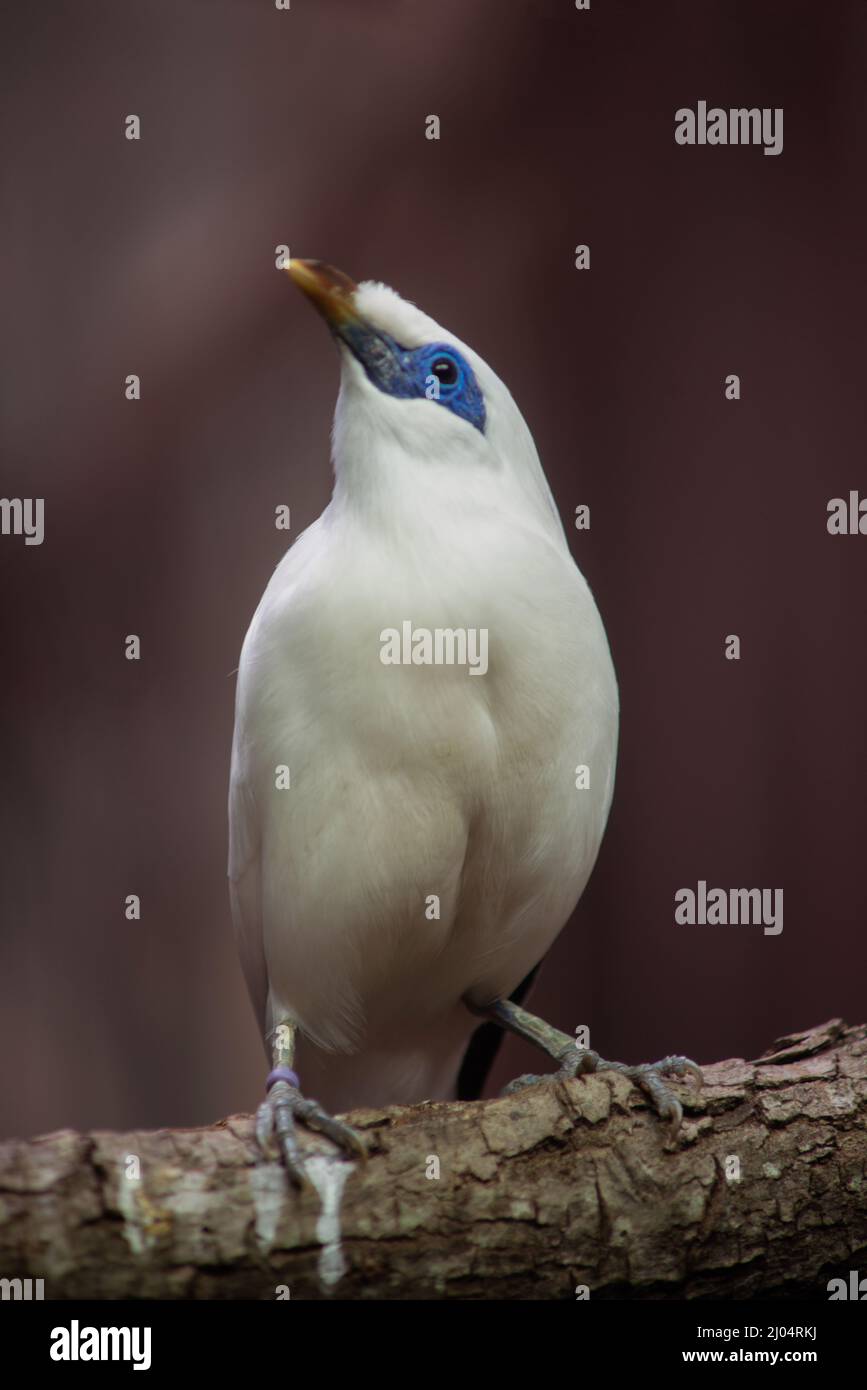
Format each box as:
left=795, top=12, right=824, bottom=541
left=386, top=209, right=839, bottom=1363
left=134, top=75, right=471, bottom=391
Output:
left=229, top=261, right=699, bottom=1184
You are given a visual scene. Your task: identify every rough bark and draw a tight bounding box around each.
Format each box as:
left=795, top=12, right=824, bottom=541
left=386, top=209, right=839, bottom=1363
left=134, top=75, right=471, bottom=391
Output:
left=1, top=1019, right=865, bottom=1300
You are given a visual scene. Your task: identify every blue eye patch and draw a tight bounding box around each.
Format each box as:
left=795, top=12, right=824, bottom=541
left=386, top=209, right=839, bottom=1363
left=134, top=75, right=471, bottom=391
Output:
left=337, top=323, right=486, bottom=434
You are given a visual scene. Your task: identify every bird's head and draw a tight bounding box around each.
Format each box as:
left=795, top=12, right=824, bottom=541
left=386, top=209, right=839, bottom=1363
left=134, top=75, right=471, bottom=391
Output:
left=284, top=259, right=563, bottom=538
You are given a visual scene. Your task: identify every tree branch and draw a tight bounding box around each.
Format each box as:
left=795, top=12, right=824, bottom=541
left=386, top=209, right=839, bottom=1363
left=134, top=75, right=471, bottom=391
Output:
left=2, top=1019, right=865, bottom=1299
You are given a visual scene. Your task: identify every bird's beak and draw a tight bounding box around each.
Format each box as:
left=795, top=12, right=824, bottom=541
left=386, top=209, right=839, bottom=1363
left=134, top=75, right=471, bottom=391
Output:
left=285, top=258, right=407, bottom=393
left=284, top=259, right=362, bottom=332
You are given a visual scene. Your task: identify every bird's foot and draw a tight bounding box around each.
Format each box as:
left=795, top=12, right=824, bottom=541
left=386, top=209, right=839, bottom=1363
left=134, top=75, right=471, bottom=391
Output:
left=256, top=1068, right=367, bottom=1189
left=503, top=1048, right=703, bottom=1133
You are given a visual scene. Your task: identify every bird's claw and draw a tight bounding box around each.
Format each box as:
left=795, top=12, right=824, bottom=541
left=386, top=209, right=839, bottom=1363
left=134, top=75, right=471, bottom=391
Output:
left=501, top=1072, right=549, bottom=1097
left=587, top=1050, right=703, bottom=1133
left=256, top=1079, right=367, bottom=1188
left=501, top=1049, right=703, bottom=1135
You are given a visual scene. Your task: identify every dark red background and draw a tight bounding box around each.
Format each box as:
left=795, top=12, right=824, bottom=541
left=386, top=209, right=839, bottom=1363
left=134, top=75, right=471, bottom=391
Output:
left=1, top=0, right=865, bottom=1139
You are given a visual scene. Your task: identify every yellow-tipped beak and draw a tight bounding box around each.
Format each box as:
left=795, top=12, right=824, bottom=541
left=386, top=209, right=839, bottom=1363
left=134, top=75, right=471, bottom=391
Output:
left=284, top=259, right=361, bottom=329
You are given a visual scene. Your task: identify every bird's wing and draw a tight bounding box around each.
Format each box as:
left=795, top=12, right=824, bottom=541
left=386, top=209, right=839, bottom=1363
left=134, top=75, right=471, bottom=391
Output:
left=226, top=525, right=326, bottom=1044
left=228, top=709, right=268, bottom=1039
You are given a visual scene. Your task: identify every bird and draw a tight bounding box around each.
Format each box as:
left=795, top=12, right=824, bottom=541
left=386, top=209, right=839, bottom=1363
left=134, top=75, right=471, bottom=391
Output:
left=228, top=260, right=701, bottom=1185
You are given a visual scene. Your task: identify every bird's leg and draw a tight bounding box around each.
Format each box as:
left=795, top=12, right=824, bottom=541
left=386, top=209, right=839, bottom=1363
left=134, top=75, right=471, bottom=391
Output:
left=466, top=997, right=702, bottom=1133
left=255, top=1020, right=366, bottom=1188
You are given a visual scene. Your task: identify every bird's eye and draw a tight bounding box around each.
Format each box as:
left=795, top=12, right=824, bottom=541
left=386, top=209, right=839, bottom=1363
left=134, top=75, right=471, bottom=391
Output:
left=431, top=355, right=459, bottom=387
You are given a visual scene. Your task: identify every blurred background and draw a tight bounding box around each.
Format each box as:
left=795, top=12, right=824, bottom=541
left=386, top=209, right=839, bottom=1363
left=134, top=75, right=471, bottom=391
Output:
left=1, top=0, right=865, bottom=1139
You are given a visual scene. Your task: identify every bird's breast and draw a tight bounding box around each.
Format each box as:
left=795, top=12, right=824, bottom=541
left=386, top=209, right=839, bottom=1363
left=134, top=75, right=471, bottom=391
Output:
left=245, top=518, right=618, bottom=1050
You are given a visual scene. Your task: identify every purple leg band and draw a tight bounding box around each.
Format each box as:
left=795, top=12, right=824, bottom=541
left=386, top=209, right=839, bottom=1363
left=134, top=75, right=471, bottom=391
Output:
left=266, top=1067, right=300, bottom=1091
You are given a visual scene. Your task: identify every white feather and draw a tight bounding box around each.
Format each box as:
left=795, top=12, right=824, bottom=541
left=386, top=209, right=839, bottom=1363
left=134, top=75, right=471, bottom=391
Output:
left=228, top=282, right=618, bottom=1112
